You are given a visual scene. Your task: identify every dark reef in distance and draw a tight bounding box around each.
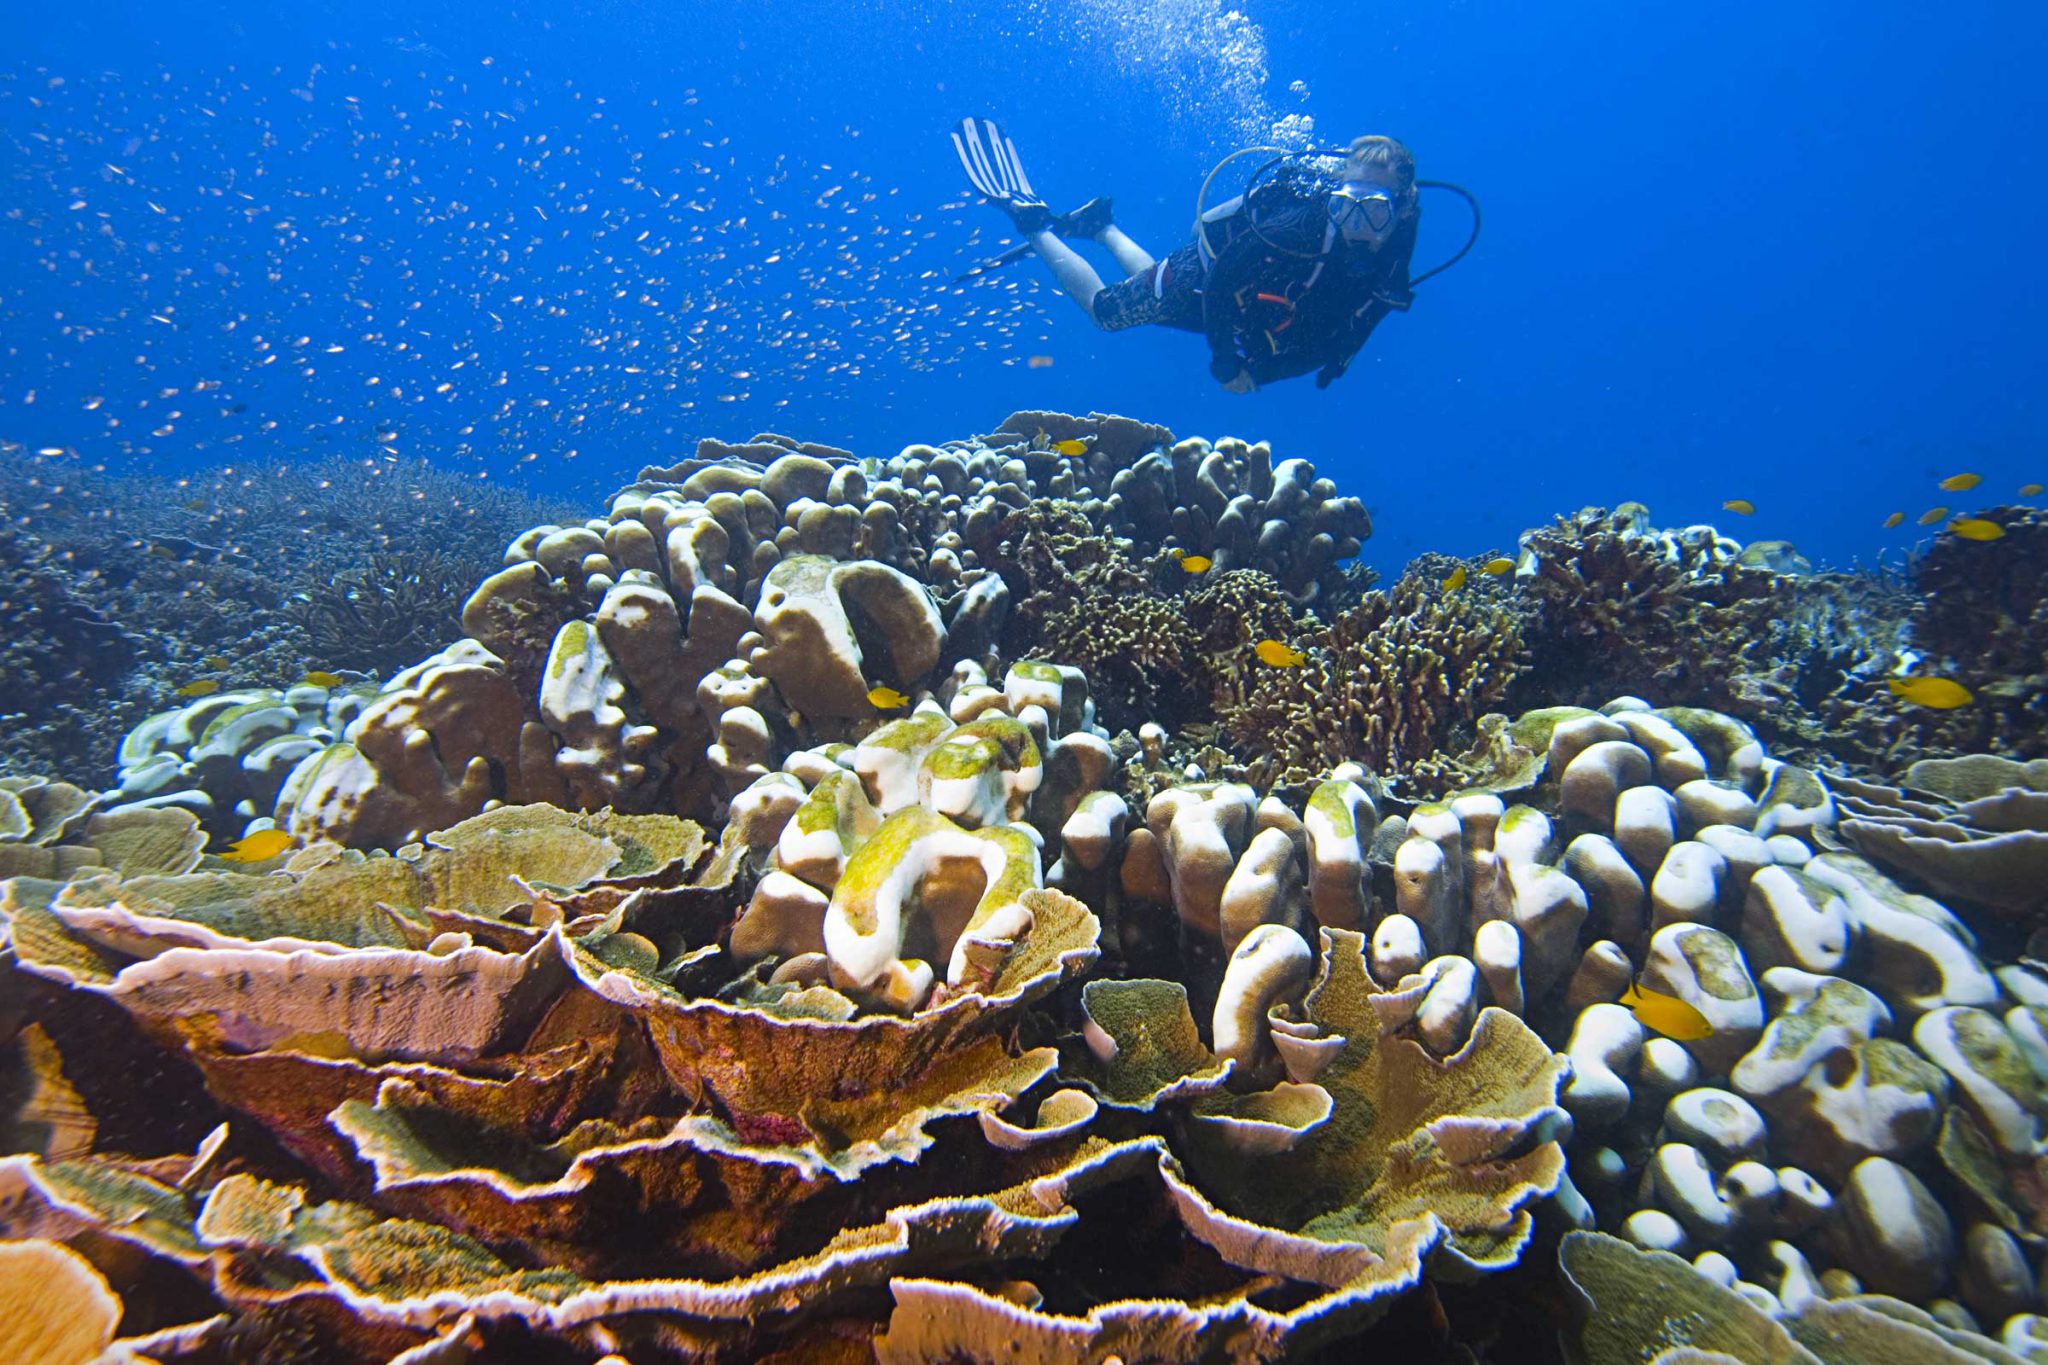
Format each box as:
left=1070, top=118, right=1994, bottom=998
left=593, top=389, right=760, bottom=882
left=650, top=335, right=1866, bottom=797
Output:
left=0, top=445, right=581, bottom=783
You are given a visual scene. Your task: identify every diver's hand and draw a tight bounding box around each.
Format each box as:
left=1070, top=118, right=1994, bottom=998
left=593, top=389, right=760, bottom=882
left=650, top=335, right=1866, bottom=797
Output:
left=1314, top=362, right=1344, bottom=390
left=1209, top=353, right=1256, bottom=394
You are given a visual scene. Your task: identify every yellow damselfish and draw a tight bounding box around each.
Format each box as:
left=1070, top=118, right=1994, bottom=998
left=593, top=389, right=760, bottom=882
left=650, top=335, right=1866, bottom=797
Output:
left=174, top=679, right=221, bottom=698
left=1619, top=982, right=1714, bottom=1041
left=1480, top=557, right=1515, bottom=576
left=202, top=655, right=231, bottom=670
left=1255, top=639, right=1306, bottom=668
left=302, top=670, right=346, bottom=688
left=2021, top=483, right=2045, bottom=498
left=1917, top=507, right=1950, bottom=525
left=1949, top=519, right=2006, bottom=542
left=1888, top=677, right=1974, bottom=709
left=1939, top=472, right=1982, bottom=492
left=1442, top=564, right=1468, bottom=591
left=1051, top=438, right=1089, bottom=456
left=866, top=685, right=910, bottom=710
left=218, top=829, right=294, bottom=863
left=1722, top=499, right=1755, bottom=515
left=1881, top=512, right=1905, bottom=529
left=1179, top=554, right=1212, bottom=574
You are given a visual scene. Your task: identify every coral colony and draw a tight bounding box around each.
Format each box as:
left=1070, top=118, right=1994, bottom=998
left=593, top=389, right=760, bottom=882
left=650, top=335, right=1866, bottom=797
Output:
left=3, top=412, right=2047, bottom=1362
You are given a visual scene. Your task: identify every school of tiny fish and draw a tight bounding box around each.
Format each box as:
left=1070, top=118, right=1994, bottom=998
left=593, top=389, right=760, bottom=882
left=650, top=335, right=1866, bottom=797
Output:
left=0, top=56, right=1063, bottom=478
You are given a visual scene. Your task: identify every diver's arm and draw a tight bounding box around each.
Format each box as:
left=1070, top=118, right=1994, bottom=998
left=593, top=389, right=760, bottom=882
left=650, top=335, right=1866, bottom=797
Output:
left=1314, top=299, right=1391, bottom=389
left=1201, top=233, right=1260, bottom=384
left=1316, top=220, right=1419, bottom=389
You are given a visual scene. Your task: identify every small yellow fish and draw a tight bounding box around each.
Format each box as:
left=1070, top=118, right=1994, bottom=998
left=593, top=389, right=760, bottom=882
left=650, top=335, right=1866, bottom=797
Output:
left=1026, top=355, right=1055, bottom=369
left=174, top=679, right=222, bottom=698
left=1888, top=677, right=1974, bottom=709
left=1480, top=557, right=1515, bottom=576
left=2020, top=483, right=2044, bottom=498
left=1050, top=438, right=1089, bottom=457
left=203, top=655, right=231, bottom=670
left=1255, top=639, right=1306, bottom=668
left=1917, top=507, right=1950, bottom=525
left=1721, top=499, right=1755, bottom=516
left=1949, top=519, right=2006, bottom=542
left=218, top=829, right=293, bottom=863
left=866, top=685, right=910, bottom=710
left=302, top=670, right=345, bottom=688
left=1938, top=472, right=1982, bottom=492
left=182, top=498, right=208, bottom=511
left=1619, top=982, right=1714, bottom=1042
left=1180, top=554, right=1212, bottom=574
left=1442, top=564, right=1468, bottom=591
left=1881, top=512, right=1905, bottom=529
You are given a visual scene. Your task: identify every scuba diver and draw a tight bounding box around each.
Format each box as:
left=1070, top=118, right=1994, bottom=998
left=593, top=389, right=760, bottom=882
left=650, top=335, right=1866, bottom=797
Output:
left=951, top=119, right=1476, bottom=394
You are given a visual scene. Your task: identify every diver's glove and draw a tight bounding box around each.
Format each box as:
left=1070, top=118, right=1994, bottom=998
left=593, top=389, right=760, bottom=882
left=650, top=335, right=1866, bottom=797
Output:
left=1210, top=354, right=1258, bottom=394
left=1314, top=361, right=1346, bottom=390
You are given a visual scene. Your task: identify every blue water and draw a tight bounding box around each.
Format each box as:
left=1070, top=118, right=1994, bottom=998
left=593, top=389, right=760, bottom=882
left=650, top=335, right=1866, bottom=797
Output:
left=5, top=1, right=2044, bottom=575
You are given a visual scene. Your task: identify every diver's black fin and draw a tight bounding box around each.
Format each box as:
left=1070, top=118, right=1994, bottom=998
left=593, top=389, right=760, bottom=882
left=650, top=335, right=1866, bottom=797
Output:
left=1057, top=196, right=1113, bottom=238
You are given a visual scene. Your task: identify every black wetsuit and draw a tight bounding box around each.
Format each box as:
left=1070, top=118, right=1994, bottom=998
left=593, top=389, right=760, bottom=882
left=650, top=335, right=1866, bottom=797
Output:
left=1091, top=178, right=1418, bottom=390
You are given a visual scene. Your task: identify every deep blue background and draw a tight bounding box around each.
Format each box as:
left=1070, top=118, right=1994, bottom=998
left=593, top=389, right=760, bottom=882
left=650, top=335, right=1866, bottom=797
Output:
left=4, top=0, right=2044, bottom=573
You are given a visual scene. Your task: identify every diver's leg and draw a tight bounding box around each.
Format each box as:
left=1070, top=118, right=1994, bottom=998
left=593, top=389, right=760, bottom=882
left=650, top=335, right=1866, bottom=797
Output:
left=1028, top=230, right=1107, bottom=315
left=1096, top=225, right=1155, bottom=276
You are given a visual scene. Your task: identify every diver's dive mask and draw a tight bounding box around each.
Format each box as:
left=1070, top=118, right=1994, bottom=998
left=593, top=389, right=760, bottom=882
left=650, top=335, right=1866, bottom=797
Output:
left=1329, top=181, right=1399, bottom=242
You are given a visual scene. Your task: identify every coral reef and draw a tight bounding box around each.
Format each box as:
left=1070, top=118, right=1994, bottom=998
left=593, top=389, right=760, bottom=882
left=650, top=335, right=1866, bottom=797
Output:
left=0, top=672, right=1562, bottom=1360
left=1217, top=557, right=1528, bottom=795
left=1514, top=505, right=1809, bottom=722
left=11, top=413, right=2048, bottom=1363
left=1830, top=755, right=2048, bottom=931
left=284, top=549, right=481, bottom=678
left=100, top=681, right=375, bottom=840
left=0, top=445, right=579, bottom=786
left=264, top=412, right=1363, bottom=850
left=1904, top=507, right=2048, bottom=762
left=1503, top=503, right=2029, bottom=777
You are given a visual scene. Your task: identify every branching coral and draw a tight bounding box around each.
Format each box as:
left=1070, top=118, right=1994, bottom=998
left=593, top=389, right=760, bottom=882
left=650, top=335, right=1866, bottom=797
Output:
left=1901, top=507, right=2048, bottom=763
left=1517, top=507, right=1797, bottom=716
left=1036, top=592, right=1200, bottom=733
left=979, top=506, right=1316, bottom=734
left=1508, top=504, right=2048, bottom=776
left=1218, top=561, right=1529, bottom=794
left=0, top=524, right=137, bottom=779
left=969, top=501, right=1152, bottom=652
left=285, top=550, right=477, bottom=677
left=0, top=445, right=579, bottom=784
